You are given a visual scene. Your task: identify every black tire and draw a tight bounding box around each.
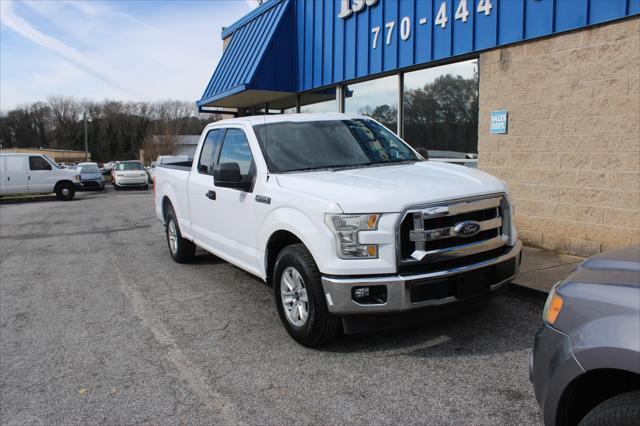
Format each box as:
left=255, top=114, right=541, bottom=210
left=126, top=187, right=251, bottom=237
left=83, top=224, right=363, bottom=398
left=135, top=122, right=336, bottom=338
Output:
left=579, top=391, right=640, bottom=426
left=273, top=244, right=341, bottom=347
left=55, top=182, right=75, bottom=201
left=165, top=207, right=195, bottom=263
left=114, top=183, right=120, bottom=191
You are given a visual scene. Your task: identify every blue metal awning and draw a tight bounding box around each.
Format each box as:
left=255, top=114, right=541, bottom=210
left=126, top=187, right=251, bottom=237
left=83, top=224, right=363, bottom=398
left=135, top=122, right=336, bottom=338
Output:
left=197, top=0, right=296, bottom=111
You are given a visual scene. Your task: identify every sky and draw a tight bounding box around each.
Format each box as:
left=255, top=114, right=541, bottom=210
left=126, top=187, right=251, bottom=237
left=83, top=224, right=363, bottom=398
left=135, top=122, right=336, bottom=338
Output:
left=0, top=0, right=257, bottom=111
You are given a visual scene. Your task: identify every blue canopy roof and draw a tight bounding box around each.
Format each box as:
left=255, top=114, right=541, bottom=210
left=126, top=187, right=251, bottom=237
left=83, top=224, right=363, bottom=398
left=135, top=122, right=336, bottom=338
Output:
left=197, top=0, right=296, bottom=110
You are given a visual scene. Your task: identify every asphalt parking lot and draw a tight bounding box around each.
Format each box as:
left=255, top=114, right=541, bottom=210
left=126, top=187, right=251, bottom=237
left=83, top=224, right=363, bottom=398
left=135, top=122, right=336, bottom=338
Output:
left=1, top=188, right=543, bottom=424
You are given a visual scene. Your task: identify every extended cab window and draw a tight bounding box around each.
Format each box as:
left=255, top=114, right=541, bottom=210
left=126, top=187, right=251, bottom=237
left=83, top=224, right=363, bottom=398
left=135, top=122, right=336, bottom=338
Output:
left=197, top=129, right=223, bottom=175
left=29, top=156, right=52, bottom=171
left=217, top=129, right=254, bottom=176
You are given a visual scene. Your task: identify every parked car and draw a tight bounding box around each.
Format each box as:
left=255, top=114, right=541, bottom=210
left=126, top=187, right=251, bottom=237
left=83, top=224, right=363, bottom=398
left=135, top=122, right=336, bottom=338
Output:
left=154, top=113, right=521, bottom=347
left=73, top=162, right=105, bottom=191
left=113, top=160, right=148, bottom=190
left=0, top=153, right=81, bottom=200
left=530, top=244, right=640, bottom=426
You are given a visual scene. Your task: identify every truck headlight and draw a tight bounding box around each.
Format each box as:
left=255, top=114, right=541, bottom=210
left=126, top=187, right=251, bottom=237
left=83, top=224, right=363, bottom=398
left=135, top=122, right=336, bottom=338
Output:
left=325, top=214, right=380, bottom=259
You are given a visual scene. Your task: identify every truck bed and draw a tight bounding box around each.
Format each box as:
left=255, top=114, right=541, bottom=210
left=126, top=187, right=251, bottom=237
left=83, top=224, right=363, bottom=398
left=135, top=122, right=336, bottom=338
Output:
left=154, top=161, right=193, bottom=227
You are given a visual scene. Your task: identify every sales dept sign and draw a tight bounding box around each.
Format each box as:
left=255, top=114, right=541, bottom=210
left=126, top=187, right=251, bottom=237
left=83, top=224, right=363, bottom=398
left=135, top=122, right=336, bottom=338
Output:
left=490, top=110, right=508, bottom=134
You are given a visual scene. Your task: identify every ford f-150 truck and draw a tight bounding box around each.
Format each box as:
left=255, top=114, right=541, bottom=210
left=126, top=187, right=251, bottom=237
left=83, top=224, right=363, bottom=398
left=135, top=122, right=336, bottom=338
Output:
left=154, top=113, right=521, bottom=347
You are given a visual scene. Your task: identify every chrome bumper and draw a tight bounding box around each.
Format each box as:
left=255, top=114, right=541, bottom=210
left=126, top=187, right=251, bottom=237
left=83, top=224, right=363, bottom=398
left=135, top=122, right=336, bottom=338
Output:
left=321, top=240, right=522, bottom=315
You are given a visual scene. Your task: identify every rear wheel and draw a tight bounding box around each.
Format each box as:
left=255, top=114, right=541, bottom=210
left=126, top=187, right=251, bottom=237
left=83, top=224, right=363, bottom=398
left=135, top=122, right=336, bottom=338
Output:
left=165, top=207, right=195, bottom=263
left=55, top=182, right=75, bottom=201
left=579, top=391, right=640, bottom=426
left=274, top=244, right=341, bottom=347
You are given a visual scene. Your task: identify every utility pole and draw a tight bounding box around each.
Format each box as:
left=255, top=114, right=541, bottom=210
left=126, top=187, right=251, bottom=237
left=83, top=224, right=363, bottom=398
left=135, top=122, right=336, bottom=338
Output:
left=84, top=112, right=88, bottom=161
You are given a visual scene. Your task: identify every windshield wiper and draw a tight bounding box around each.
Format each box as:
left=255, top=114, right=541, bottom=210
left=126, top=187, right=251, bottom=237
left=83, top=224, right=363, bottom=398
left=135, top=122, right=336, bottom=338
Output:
left=284, top=164, right=365, bottom=173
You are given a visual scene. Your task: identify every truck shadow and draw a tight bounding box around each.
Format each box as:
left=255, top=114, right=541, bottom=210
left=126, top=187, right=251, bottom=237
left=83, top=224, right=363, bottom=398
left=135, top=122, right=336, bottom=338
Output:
left=323, top=292, right=543, bottom=357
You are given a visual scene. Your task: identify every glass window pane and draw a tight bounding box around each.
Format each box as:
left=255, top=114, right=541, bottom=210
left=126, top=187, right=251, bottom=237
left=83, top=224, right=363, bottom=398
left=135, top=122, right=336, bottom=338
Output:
left=253, top=119, right=418, bottom=173
left=218, top=129, right=254, bottom=175
left=403, top=59, right=479, bottom=161
left=344, top=75, right=398, bottom=133
left=197, top=129, right=223, bottom=175
left=29, top=156, right=51, bottom=171
left=300, top=88, right=337, bottom=113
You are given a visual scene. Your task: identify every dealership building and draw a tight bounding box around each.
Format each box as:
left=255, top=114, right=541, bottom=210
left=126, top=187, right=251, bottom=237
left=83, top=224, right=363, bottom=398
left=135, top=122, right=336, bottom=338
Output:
left=199, top=0, right=639, bottom=257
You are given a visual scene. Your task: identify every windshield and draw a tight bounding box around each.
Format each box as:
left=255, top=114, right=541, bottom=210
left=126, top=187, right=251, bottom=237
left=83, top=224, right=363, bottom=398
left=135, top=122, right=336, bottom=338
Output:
left=253, top=119, right=421, bottom=173
left=43, top=155, right=61, bottom=169
left=117, top=162, right=143, bottom=171
left=79, top=164, right=100, bottom=173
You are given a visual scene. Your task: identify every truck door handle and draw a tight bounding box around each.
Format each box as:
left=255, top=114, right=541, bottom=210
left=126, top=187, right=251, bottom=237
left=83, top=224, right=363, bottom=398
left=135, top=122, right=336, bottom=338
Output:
left=205, top=190, right=216, bottom=200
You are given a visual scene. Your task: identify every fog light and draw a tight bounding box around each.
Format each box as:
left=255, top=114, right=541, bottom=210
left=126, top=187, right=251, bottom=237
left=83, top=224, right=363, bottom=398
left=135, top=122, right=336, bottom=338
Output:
left=354, top=287, right=370, bottom=299
left=352, top=285, right=387, bottom=305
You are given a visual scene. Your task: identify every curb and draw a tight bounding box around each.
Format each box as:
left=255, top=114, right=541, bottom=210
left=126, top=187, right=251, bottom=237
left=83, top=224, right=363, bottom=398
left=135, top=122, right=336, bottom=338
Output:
left=508, top=281, right=548, bottom=302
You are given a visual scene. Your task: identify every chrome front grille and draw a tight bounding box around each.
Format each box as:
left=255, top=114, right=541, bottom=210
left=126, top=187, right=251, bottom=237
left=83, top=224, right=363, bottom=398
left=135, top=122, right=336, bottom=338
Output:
left=398, top=195, right=510, bottom=266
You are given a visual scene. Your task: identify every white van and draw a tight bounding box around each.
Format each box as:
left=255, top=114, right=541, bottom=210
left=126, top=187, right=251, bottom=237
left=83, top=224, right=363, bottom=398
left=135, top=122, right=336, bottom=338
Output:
left=0, top=153, right=81, bottom=200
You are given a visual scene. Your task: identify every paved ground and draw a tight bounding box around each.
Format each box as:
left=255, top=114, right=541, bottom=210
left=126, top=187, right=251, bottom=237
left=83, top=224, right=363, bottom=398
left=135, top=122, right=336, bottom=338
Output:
left=514, top=247, right=585, bottom=293
left=1, top=188, right=544, bottom=425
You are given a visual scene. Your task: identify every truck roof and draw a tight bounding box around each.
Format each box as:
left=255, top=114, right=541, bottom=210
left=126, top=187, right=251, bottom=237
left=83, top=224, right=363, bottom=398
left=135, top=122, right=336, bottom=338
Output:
left=210, top=113, right=365, bottom=127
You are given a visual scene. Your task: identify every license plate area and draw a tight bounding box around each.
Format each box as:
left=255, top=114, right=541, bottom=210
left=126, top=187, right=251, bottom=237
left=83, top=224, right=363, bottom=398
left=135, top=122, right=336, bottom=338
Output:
left=409, top=258, right=516, bottom=304
left=455, top=268, right=491, bottom=300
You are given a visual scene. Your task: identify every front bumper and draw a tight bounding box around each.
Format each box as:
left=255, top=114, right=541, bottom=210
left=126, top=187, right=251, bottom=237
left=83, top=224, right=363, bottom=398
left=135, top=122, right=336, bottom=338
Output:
left=531, top=323, right=584, bottom=426
left=79, top=179, right=105, bottom=190
left=116, top=176, right=147, bottom=186
left=321, top=240, right=521, bottom=315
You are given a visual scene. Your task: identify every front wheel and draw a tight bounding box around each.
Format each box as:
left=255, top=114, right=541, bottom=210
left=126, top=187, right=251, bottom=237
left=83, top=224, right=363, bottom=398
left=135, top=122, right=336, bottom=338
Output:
left=165, top=208, right=195, bottom=263
left=579, top=391, right=640, bottom=426
left=274, top=244, right=341, bottom=347
left=55, top=182, right=75, bottom=201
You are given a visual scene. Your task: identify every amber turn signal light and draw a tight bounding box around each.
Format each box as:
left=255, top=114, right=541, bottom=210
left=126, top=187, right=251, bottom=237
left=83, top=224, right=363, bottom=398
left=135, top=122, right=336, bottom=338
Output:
left=543, top=291, right=564, bottom=325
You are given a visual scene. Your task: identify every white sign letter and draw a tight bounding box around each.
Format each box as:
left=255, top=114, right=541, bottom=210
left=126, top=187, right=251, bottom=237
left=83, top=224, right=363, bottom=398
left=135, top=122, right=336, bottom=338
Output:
left=338, top=0, right=352, bottom=19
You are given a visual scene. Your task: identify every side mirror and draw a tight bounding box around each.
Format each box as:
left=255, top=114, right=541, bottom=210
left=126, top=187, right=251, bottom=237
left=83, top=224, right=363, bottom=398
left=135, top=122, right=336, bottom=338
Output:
left=213, top=162, right=250, bottom=191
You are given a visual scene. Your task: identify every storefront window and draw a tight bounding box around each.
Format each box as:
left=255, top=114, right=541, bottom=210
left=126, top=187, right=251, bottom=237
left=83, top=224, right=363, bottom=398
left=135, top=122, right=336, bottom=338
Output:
left=403, top=60, right=479, bottom=161
left=300, top=88, right=337, bottom=113
left=344, top=75, right=398, bottom=133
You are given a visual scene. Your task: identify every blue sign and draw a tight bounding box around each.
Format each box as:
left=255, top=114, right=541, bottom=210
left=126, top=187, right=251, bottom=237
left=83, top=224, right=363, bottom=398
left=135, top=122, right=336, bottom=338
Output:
left=490, top=110, right=508, bottom=134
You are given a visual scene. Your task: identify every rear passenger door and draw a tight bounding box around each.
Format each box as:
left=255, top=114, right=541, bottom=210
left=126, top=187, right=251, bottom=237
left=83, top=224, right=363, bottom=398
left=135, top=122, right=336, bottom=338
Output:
left=1, top=156, right=28, bottom=194
left=188, top=128, right=224, bottom=248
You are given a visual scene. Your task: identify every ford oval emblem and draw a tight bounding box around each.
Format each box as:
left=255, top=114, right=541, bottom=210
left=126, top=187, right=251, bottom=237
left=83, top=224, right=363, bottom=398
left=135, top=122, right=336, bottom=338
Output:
left=454, top=221, right=481, bottom=237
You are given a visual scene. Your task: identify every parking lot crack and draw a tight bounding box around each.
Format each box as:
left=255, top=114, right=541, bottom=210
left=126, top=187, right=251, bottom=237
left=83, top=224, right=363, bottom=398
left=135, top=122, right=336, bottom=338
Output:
left=110, top=256, right=243, bottom=424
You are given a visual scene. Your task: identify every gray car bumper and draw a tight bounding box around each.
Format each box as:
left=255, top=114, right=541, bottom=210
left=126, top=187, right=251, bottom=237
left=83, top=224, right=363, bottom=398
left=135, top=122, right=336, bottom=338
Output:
left=531, top=323, right=584, bottom=426
left=321, top=241, right=521, bottom=315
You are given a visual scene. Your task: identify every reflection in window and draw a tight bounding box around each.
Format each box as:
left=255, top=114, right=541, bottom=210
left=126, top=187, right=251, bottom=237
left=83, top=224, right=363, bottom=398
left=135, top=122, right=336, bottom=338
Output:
left=403, top=60, right=479, bottom=160
left=344, top=75, right=398, bottom=133
left=300, top=88, right=337, bottom=113
left=218, top=129, right=254, bottom=175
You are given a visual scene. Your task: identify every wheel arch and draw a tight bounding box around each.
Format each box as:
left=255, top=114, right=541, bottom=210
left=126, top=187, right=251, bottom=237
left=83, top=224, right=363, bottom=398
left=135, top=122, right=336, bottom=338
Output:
left=556, top=368, right=640, bottom=425
left=264, top=230, right=305, bottom=287
left=161, top=195, right=173, bottom=223
left=54, top=179, right=74, bottom=191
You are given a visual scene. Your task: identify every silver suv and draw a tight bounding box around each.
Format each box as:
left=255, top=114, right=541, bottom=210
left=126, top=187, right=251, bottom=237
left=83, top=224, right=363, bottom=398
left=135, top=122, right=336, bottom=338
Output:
left=530, top=244, right=640, bottom=425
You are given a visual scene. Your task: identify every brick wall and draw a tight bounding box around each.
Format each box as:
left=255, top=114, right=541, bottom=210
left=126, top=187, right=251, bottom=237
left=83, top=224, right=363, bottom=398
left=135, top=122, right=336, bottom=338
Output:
left=478, top=17, right=640, bottom=257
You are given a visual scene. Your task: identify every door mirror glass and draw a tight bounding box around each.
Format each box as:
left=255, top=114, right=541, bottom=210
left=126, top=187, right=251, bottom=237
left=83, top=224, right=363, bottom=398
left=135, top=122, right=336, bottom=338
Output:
left=213, top=162, right=249, bottom=190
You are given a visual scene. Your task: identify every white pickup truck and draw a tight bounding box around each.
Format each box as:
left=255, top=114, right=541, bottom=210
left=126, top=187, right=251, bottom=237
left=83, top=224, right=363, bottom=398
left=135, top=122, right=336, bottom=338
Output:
left=154, top=113, right=521, bottom=346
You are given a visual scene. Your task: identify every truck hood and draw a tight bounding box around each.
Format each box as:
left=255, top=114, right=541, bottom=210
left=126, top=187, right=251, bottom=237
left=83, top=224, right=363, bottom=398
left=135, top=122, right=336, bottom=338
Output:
left=275, top=161, right=507, bottom=213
